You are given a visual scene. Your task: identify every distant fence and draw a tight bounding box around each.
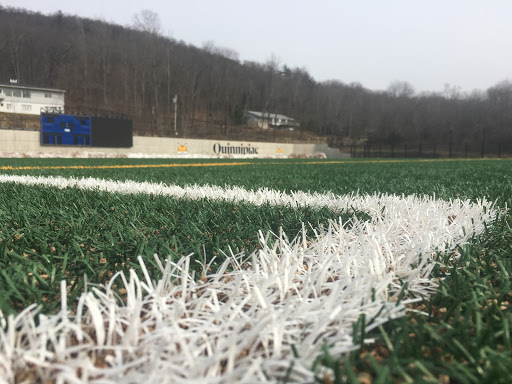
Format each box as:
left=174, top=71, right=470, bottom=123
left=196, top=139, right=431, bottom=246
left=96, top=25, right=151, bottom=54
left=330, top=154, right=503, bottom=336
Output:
left=338, top=142, right=512, bottom=159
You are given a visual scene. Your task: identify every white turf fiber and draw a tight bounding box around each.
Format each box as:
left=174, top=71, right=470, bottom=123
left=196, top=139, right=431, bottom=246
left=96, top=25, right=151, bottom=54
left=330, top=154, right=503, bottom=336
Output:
left=0, top=175, right=497, bottom=383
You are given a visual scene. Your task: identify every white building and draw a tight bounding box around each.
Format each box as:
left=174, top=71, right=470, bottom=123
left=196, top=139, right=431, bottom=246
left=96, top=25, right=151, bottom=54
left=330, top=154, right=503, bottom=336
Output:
left=0, top=83, right=65, bottom=115
left=246, top=110, right=299, bottom=130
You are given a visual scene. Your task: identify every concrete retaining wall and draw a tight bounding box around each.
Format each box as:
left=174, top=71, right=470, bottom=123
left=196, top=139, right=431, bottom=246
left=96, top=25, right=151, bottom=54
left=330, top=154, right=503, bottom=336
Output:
left=0, top=129, right=349, bottom=158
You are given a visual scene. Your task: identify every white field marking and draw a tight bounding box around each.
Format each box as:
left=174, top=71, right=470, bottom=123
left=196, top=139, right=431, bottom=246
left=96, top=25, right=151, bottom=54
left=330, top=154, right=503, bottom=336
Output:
left=0, top=174, right=497, bottom=383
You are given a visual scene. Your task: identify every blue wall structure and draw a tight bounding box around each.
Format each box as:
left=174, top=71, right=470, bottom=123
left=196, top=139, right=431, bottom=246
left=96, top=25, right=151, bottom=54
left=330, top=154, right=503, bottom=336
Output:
left=41, top=113, right=132, bottom=147
left=41, top=114, right=91, bottom=146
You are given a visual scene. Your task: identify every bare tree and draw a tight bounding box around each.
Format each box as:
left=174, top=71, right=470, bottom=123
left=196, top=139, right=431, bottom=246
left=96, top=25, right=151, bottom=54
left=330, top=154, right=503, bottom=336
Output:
left=387, top=80, right=415, bottom=98
left=5, top=33, right=24, bottom=82
left=202, top=40, right=240, bottom=61
left=132, top=9, right=161, bottom=35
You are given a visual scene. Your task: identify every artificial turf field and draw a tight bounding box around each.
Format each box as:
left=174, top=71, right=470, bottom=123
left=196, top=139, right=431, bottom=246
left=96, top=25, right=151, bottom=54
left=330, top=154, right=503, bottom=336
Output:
left=0, top=158, right=511, bottom=383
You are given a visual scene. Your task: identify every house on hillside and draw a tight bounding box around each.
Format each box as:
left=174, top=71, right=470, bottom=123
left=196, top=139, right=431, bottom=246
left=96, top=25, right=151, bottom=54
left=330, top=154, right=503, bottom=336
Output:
left=0, top=81, right=65, bottom=115
left=246, top=110, right=299, bottom=130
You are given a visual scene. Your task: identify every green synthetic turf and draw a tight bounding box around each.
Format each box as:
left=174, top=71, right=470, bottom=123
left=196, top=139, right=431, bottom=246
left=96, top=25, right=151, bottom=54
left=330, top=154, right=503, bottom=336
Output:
left=1, top=157, right=511, bottom=383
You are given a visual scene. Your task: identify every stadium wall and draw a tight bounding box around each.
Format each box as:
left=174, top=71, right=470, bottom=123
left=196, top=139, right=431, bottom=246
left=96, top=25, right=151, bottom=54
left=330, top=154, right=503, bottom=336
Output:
left=0, top=129, right=349, bottom=158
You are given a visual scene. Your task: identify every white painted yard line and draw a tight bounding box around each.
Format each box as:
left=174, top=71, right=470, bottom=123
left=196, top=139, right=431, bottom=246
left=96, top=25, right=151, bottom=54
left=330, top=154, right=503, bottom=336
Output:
left=0, top=173, right=495, bottom=224
left=0, top=174, right=497, bottom=383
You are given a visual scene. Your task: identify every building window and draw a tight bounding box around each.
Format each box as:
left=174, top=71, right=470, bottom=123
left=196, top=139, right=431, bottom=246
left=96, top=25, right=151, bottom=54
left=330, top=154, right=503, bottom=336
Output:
left=22, top=90, right=31, bottom=98
left=13, top=90, right=21, bottom=97
left=22, top=104, right=32, bottom=111
left=45, top=93, right=52, bottom=98
left=4, top=90, right=12, bottom=97
left=6, top=104, right=12, bottom=110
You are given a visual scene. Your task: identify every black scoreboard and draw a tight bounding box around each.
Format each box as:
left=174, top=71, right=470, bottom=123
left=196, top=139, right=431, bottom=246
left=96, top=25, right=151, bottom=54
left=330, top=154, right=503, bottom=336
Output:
left=90, top=116, right=133, bottom=148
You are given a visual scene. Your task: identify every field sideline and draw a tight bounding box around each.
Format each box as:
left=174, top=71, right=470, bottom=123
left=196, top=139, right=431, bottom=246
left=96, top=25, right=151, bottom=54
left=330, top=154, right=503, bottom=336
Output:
left=0, top=156, right=504, bottom=172
left=0, top=158, right=511, bottom=383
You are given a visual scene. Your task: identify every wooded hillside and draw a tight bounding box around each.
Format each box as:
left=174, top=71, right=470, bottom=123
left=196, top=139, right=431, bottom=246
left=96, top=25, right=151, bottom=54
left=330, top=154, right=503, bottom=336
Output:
left=1, top=6, right=511, bottom=156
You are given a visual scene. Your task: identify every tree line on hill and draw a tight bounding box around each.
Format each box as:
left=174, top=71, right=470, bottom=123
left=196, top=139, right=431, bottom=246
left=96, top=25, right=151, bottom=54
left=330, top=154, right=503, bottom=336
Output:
left=1, top=6, right=511, bottom=156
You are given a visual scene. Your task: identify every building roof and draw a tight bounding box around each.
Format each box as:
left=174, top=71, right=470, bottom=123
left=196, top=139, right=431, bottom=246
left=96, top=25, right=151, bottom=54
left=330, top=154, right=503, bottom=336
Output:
left=247, top=110, right=295, bottom=121
left=0, top=83, right=66, bottom=93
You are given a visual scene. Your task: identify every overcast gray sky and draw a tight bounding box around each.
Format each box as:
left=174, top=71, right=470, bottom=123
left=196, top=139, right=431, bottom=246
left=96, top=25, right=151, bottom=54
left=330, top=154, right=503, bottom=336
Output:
left=3, top=0, right=511, bottom=93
